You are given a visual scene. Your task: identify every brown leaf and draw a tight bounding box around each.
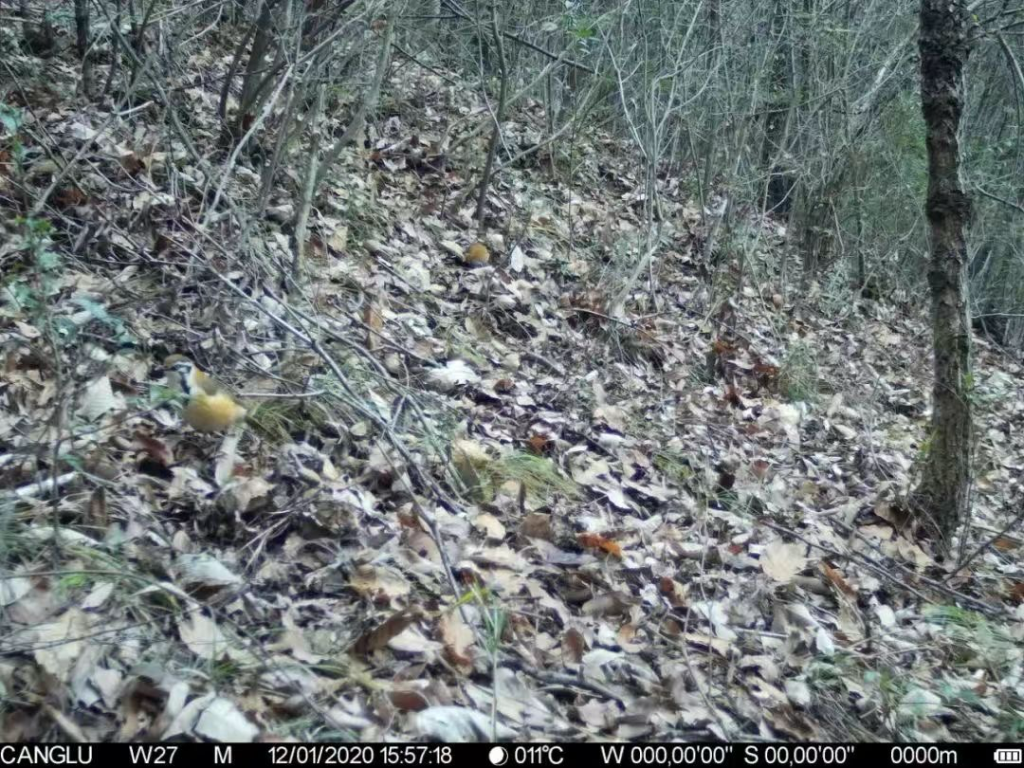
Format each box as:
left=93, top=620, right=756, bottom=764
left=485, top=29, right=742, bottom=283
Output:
left=54, top=186, right=88, bottom=208
left=351, top=609, right=422, bottom=656
left=754, top=361, right=780, bottom=389
left=820, top=562, right=856, bottom=597
left=617, top=623, right=643, bottom=651
left=715, top=463, right=736, bottom=491
left=134, top=433, right=174, bottom=467
left=724, top=384, right=743, bottom=409
left=154, top=232, right=172, bottom=255
left=519, top=513, right=554, bottom=542
left=764, top=703, right=818, bottom=740
left=119, top=152, right=145, bottom=175
left=87, top=487, right=108, bottom=528
left=561, top=627, right=585, bottom=664
left=390, top=688, right=430, bottom=711
left=1009, top=582, right=1024, bottom=604
left=364, top=303, right=384, bottom=351
left=658, top=577, right=688, bottom=607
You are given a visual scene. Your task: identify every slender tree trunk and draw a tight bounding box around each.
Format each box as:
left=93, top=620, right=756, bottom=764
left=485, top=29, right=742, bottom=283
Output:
left=475, top=5, right=509, bottom=226
left=912, top=0, right=973, bottom=547
left=292, top=83, right=325, bottom=289
left=236, top=0, right=275, bottom=134
left=74, top=0, right=92, bottom=97
left=761, top=0, right=792, bottom=217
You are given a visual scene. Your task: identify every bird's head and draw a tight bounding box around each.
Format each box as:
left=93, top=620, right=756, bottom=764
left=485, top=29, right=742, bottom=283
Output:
left=164, top=355, right=201, bottom=395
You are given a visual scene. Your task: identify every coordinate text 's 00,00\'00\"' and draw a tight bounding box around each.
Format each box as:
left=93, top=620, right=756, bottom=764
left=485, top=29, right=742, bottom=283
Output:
left=743, top=746, right=857, bottom=766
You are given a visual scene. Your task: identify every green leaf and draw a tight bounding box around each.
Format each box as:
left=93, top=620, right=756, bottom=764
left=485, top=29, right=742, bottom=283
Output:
left=0, top=103, right=23, bottom=134
left=37, top=249, right=60, bottom=271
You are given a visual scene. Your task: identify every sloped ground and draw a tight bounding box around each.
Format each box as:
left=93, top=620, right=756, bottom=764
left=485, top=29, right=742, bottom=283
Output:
left=1, top=20, right=1023, bottom=744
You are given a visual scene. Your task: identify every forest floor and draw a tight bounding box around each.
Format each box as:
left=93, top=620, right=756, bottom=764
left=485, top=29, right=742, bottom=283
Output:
left=1, top=19, right=1023, bottom=743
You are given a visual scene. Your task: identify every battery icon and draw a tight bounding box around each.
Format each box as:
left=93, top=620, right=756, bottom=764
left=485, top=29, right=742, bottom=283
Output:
left=995, top=749, right=1022, bottom=764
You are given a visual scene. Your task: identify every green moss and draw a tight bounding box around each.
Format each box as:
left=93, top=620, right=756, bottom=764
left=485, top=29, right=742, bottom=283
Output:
left=463, top=450, right=579, bottom=504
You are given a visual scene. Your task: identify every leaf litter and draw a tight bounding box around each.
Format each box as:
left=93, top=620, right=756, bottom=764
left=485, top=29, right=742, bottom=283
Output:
left=0, top=19, right=1022, bottom=746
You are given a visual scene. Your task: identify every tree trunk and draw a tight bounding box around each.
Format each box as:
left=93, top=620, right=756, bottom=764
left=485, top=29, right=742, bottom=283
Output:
left=236, top=0, right=275, bottom=134
left=761, top=0, right=794, bottom=218
left=74, top=0, right=91, bottom=97
left=912, top=0, right=973, bottom=547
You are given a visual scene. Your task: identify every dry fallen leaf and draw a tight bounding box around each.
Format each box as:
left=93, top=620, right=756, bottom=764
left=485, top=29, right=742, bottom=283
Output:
left=472, top=512, right=506, bottom=541
left=349, top=565, right=412, bottom=603
left=32, top=609, right=91, bottom=682
left=178, top=609, right=231, bottom=661
left=519, top=513, right=554, bottom=541
left=175, top=553, right=243, bottom=592
left=439, top=611, right=475, bottom=672
left=761, top=538, right=809, bottom=583
left=582, top=591, right=633, bottom=617
left=77, top=376, right=118, bottom=421
left=413, top=706, right=515, bottom=741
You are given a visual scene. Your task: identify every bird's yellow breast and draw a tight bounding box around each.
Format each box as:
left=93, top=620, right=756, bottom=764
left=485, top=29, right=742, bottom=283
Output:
left=184, top=392, right=247, bottom=432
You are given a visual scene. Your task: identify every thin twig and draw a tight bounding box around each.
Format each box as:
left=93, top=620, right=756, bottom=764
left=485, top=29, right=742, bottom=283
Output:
left=760, top=519, right=1000, bottom=616
left=949, top=506, right=1024, bottom=579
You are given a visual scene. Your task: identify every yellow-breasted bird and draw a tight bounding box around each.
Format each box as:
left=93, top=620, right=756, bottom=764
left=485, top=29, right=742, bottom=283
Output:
left=463, top=242, right=490, bottom=266
left=165, top=356, right=247, bottom=433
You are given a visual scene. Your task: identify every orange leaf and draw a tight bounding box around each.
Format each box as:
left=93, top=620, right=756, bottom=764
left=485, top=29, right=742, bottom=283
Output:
left=820, top=562, right=857, bottom=597
left=578, top=532, right=623, bottom=558
left=526, top=435, right=549, bottom=455
left=658, top=577, right=687, bottom=607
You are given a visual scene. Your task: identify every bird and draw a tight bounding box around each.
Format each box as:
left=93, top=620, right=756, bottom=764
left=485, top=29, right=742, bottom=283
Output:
left=464, top=242, right=490, bottom=266
left=164, top=356, right=247, bottom=433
